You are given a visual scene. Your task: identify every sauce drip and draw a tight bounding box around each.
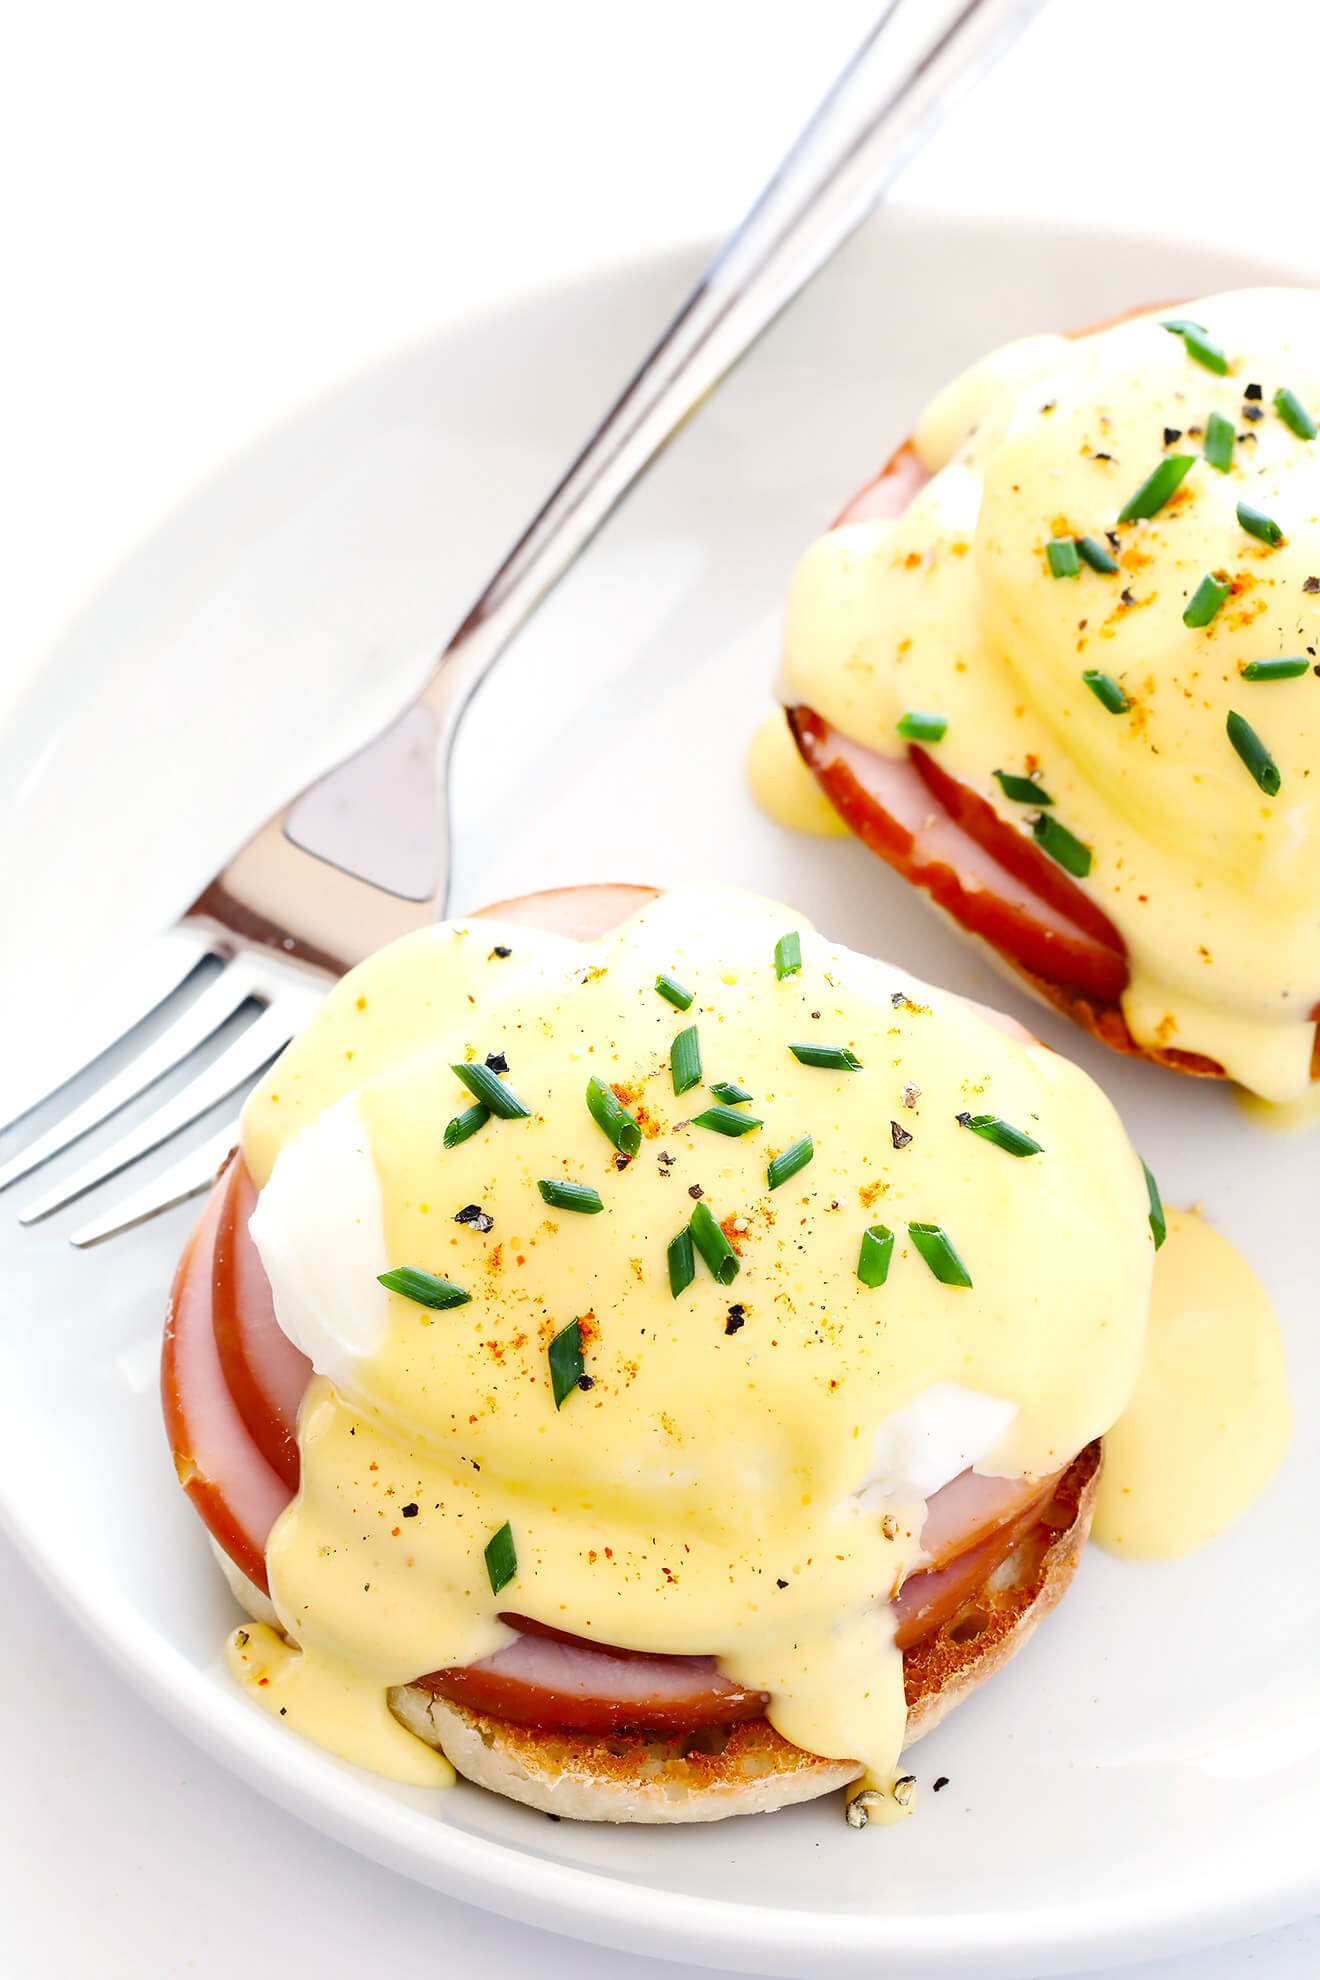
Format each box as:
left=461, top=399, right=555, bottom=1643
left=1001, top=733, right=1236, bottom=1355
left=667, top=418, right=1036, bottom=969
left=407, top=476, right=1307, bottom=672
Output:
left=1093, top=1208, right=1290, bottom=1559
left=746, top=709, right=848, bottom=836
left=227, top=1624, right=454, bottom=1785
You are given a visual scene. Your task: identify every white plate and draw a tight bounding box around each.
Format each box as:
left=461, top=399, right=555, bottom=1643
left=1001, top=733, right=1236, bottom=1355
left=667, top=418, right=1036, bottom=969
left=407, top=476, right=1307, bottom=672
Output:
left=2, top=211, right=1317, bottom=1979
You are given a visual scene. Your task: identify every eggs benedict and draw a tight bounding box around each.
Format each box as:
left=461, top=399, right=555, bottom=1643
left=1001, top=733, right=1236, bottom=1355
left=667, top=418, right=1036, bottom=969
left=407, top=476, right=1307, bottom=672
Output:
left=164, top=882, right=1162, bottom=1823
left=775, top=290, right=1320, bottom=1103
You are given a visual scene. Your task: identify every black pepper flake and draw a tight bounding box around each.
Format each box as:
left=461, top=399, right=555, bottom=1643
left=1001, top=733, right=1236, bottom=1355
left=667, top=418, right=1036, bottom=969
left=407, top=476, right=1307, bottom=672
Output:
left=932, top=1775, right=949, bottom=1793
left=725, top=1305, right=746, bottom=1335
left=776, top=1578, right=789, bottom=1589
left=890, top=1120, right=913, bottom=1150
left=1305, top=577, right=1320, bottom=593
left=1163, top=426, right=1182, bottom=445
left=1105, top=529, right=1120, bottom=550
left=454, top=1203, right=494, bottom=1232
left=577, top=1374, right=595, bottom=1391
left=1120, top=586, right=1135, bottom=607
left=688, top=1183, right=704, bottom=1200
left=484, top=1050, right=509, bottom=1074
left=1243, top=404, right=1264, bottom=422
left=658, top=1150, right=675, bottom=1168
left=891, top=990, right=909, bottom=1008
left=546, top=1812, right=562, bottom=1822
left=1245, top=382, right=1263, bottom=401
left=1094, top=451, right=1113, bottom=463
left=615, top=1153, right=630, bottom=1171
left=491, top=945, right=512, bottom=958
left=401, top=1502, right=419, bottom=1518
left=810, top=1009, right=822, bottom=1020
left=955, top=1110, right=972, bottom=1125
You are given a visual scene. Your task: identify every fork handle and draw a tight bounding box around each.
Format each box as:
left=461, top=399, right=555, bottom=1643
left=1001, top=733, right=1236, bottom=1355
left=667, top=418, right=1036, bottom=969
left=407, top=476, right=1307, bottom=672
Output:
left=417, top=0, right=1041, bottom=774
left=276, top=0, right=1042, bottom=929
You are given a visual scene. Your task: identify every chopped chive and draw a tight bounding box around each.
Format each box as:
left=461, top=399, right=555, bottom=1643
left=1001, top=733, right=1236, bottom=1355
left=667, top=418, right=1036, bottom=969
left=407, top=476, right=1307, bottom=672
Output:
left=1242, top=656, right=1310, bottom=681
left=444, top=1103, right=490, bottom=1150
left=1203, top=410, right=1235, bottom=472
left=451, top=1060, right=529, bottom=1119
left=897, top=710, right=948, bottom=742
left=671, top=1024, right=702, bottom=1096
left=586, top=1075, right=641, bottom=1157
left=710, top=1081, right=753, bottom=1104
left=1183, top=571, right=1232, bottom=628
left=690, top=1104, right=763, bottom=1138
left=908, top=1222, right=973, bottom=1288
left=1076, top=534, right=1120, bottom=574
left=1141, top=1159, right=1166, bottom=1250
left=857, top=1223, right=895, bottom=1288
left=1226, top=709, right=1281, bottom=795
left=655, top=973, right=693, bottom=1011
left=1274, top=386, right=1317, bottom=440
left=484, top=1521, right=517, bottom=1595
left=767, top=1135, right=814, bottom=1191
left=1046, top=537, right=1080, bottom=578
left=378, top=1266, right=472, bottom=1310
left=774, top=931, right=803, bottom=979
left=547, top=1319, right=585, bottom=1408
left=690, top=1200, right=739, bottom=1285
left=537, top=1179, right=604, bottom=1214
left=1117, top=454, right=1194, bottom=522
left=994, top=768, right=1054, bottom=806
left=1032, top=813, right=1093, bottom=878
left=1237, top=500, right=1284, bottom=547
left=667, top=1227, right=695, bottom=1298
left=1082, top=669, right=1131, bottom=713
left=1161, top=318, right=1229, bottom=375
left=957, top=1112, right=1043, bottom=1157
left=789, top=1042, right=862, bottom=1071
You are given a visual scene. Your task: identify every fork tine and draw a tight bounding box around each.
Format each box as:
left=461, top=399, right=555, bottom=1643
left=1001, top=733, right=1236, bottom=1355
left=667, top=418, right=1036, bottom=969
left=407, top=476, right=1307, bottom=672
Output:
left=17, top=998, right=301, bottom=1225
left=0, top=926, right=213, bottom=1135
left=0, top=960, right=259, bottom=1192
left=69, top=1120, right=242, bottom=1248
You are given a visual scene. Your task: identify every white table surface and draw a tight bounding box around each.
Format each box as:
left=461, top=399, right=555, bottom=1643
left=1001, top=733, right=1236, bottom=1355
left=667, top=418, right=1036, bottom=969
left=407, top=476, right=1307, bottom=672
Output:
left=5, top=4, right=1319, bottom=1974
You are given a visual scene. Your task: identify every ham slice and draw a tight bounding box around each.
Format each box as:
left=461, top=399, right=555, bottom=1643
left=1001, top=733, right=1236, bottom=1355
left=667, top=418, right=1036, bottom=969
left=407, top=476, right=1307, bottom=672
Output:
left=894, top=1478, right=1057, bottom=1651
left=833, top=440, right=932, bottom=526
left=212, top=1157, right=310, bottom=1488
left=917, top=1465, right=1058, bottom=1571
left=417, top=1622, right=768, bottom=1734
left=789, top=713, right=1127, bottom=1001
left=161, top=1167, right=287, bottom=1592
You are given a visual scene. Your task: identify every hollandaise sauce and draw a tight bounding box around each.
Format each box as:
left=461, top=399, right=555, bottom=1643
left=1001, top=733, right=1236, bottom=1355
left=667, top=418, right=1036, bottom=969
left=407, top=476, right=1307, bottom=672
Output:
left=746, top=709, right=849, bottom=836
left=1094, top=1206, right=1291, bottom=1559
left=226, top=891, right=1155, bottom=1806
left=778, top=291, right=1320, bottom=1101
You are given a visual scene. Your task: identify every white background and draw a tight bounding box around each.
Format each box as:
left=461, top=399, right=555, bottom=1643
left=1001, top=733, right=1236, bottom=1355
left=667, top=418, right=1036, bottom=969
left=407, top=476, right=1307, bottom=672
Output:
left=4, top=2, right=1320, bottom=1974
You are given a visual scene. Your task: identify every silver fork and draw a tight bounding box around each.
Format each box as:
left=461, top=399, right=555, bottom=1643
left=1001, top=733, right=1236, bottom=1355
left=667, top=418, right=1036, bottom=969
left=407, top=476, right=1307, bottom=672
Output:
left=0, top=0, right=1040, bottom=1246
